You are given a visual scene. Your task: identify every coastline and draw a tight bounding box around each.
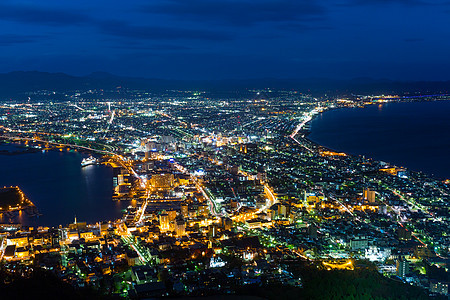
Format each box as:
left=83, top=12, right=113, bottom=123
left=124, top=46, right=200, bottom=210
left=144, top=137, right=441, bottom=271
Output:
left=0, top=141, right=124, bottom=227
left=300, top=99, right=450, bottom=181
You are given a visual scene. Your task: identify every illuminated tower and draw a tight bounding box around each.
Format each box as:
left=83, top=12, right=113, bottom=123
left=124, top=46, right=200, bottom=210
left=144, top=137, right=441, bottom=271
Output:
left=396, top=257, right=409, bottom=277
left=363, top=188, right=376, bottom=203
left=175, top=217, right=186, bottom=236
left=159, top=212, right=170, bottom=232
left=181, top=203, right=189, bottom=218
left=145, top=140, right=151, bottom=161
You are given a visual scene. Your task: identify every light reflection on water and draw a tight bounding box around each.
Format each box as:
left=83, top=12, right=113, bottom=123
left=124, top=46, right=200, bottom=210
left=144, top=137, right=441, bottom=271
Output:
left=309, top=100, right=450, bottom=180
left=0, top=144, right=128, bottom=227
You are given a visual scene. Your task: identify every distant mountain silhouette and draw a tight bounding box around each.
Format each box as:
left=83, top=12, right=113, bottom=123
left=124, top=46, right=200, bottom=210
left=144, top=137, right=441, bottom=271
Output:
left=0, top=71, right=449, bottom=101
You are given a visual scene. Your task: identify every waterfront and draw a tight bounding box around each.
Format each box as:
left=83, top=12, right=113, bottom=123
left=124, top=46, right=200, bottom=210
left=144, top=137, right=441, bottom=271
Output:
left=0, top=143, right=126, bottom=226
left=309, top=100, right=450, bottom=180
left=1, top=94, right=449, bottom=298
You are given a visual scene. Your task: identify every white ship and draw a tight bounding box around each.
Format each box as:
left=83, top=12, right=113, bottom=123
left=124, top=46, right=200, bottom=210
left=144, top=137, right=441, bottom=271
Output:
left=81, top=156, right=98, bottom=167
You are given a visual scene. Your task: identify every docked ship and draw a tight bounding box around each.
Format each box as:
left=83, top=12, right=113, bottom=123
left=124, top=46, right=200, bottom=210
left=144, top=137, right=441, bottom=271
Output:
left=81, top=156, right=98, bottom=167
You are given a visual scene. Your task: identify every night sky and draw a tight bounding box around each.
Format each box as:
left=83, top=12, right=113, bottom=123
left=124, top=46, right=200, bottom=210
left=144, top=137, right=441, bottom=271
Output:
left=1, top=0, right=450, bottom=80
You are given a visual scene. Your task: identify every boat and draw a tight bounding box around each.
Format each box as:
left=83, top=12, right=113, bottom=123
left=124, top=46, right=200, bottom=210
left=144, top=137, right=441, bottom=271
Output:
left=81, top=156, right=98, bottom=167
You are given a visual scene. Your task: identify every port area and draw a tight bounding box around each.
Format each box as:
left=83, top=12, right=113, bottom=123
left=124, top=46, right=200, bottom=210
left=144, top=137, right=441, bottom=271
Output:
left=0, top=187, right=38, bottom=215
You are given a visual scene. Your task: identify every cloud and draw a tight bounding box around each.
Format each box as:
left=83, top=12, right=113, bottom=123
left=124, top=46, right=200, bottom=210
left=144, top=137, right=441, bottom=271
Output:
left=141, top=0, right=327, bottom=26
left=97, top=20, right=233, bottom=41
left=0, top=34, right=44, bottom=46
left=0, top=3, right=91, bottom=26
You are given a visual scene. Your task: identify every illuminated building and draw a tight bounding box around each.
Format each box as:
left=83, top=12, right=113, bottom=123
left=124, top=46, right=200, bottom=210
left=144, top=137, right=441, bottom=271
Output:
left=210, top=256, right=226, bottom=268
left=115, top=184, right=130, bottom=196
left=397, top=170, right=408, bottom=179
left=304, top=192, right=323, bottom=209
left=267, top=204, right=278, bottom=220
left=118, top=174, right=125, bottom=185
left=240, top=143, right=257, bottom=155
left=363, top=188, right=376, bottom=203
left=181, top=203, right=189, bottom=218
left=144, top=141, right=151, bottom=160
left=79, top=230, right=95, bottom=241
left=278, top=204, right=289, bottom=218
left=175, top=217, right=186, bottom=236
left=350, top=236, right=370, bottom=251
left=197, top=203, right=209, bottom=217
left=177, top=174, right=190, bottom=186
left=112, top=166, right=121, bottom=187
left=230, top=199, right=239, bottom=210
left=67, top=231, right=80, bottom=241
left=167, top=210, right=177, bottom=221
left=4, top=245, right=16, bottom=260
left=15, top=247, right=29, bottom=259
left=159, top=212, right=170, bottom=232
left=245, top=219, right=272, bottom=229
left=396, top=257, right=410, bottom=277
left=322, top=260, right=354, bottom=271
left=379, top=167, right=405, bottom=176
left=320, top=150, right=347, bottom=157
left=150, top=173, right=174, bottom=190
left=7, top=236, right=29, bottom=247
left=365, top=246, right=391, bottom=262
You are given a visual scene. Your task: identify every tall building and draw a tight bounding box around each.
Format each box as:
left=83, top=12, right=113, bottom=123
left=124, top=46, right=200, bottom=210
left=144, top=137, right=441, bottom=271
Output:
left=118, top=174, right=126, bottom=185
left=363, top=188, right=376, bottom=203
left=278, top=204, right=289, bottom=218
left=144, top=144, right=150, bottom=161
left=175, top=217, right=186, bottom=236
left=159, top=212, right=170, bottom=232
left=396, top=257, right=410, bottom=277
left=180, top=203, right=189, bottom=218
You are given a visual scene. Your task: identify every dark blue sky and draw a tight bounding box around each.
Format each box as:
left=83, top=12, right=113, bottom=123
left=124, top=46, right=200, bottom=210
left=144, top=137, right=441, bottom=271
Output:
left=1, top=0, right=450, bottom=80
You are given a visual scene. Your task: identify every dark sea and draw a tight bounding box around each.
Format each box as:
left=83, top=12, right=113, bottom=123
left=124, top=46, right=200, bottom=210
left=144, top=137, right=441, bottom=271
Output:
left=308, top=100, right=450, bottom=180
left=0, top=144, right=127, bottom=227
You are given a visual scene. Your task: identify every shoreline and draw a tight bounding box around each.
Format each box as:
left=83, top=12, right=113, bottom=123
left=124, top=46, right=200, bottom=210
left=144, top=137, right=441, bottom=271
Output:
left=0, top=141, right=123, bottom=228
left=299, top=99, right=449, bottom=181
